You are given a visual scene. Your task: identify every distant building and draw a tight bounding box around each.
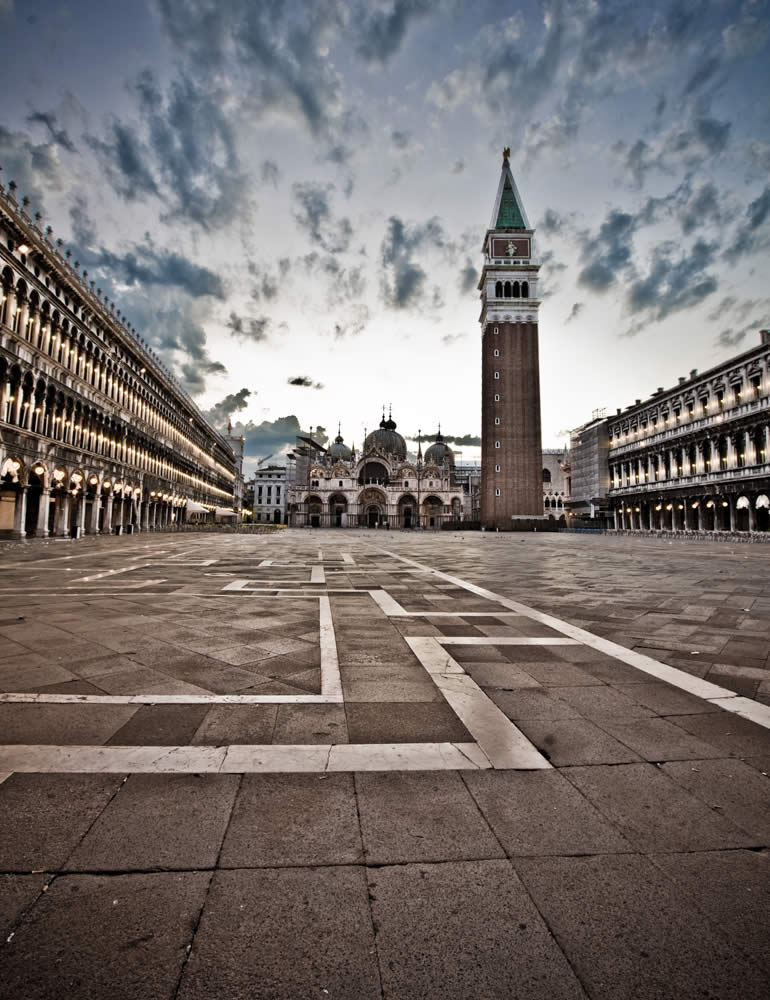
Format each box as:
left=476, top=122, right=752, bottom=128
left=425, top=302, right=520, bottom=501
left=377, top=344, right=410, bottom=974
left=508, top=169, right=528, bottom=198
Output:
left=251, top=465, right=287, bottom=524
left=542, top=448, right=570, bottom=520
left=567, top=331, right=770, bottom=532
left=288, top=415, right=465, bottom=528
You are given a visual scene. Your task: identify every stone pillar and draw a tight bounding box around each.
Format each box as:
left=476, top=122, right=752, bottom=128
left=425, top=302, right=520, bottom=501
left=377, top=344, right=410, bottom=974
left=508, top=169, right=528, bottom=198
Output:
left=12, top=486, right=28, bottom=538
left=613, top=508, right=619, bottom=530
left=36, top=487, right=50, bottom=537
left=141, top=502, right=149, bottom=531
left=748, top=501, right=757, bottom=532
left=114, top=496, right=124, bottom=530
left=695, top=442, right=705, bottom=476
left=697, top=503, right=705, bottom=531
left=55, top=494, right=71, bottom=537
left=670, top=504, right=678, bottom=531
left=17, top=299, right=29, bottom=340
left=726, top=436, right=737, bottom=470
left=728, top=496, right=736, bottom=532
left=87, top=497, right=100, bottom=535
left=76, top=495, right=87, bottom=535
left=682, top=501, right=690, bottom=531
left=103, top=494, right=114, bottom=534
left=30, top=309, right=41, bottom=347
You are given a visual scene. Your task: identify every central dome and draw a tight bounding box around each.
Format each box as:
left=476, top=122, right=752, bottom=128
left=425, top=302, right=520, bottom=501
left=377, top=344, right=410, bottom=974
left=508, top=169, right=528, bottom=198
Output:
left=424, top=429, right=455, bottom=468
left=328, top=429, right=352, bottom=462
left=364, top=412, right=406, bottom=461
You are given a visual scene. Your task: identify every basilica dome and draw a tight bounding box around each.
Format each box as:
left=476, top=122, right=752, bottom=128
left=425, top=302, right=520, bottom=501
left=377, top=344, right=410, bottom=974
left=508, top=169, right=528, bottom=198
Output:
left=424, top=430, right=455, bottom=467
left=328, top=430, right=353, bottom=462
left=364, top=412, right=407, bottom=461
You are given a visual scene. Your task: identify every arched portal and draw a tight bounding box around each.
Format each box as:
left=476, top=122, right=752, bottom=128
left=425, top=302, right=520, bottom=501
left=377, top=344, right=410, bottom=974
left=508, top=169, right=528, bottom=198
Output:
left=328, top=493, right=348, bottom=527
left=398, top=493, right=417, bottom=529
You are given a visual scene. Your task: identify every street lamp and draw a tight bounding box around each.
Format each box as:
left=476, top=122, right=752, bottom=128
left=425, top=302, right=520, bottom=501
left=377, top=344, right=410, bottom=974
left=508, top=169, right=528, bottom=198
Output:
left=416, top=428, right=422, bottom=530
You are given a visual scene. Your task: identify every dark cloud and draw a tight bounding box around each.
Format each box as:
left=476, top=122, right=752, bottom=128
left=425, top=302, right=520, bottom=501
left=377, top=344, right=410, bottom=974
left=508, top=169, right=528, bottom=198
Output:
left=204, top=388, right=253, bottom=427
left=726, top=185, right=770, bottom=258
left=682, top=55, right=722, bottom=96
left=678, top=181, right=721, bottom=235
left=355, top=0, right=438, bottom=65
left=143, top=301, right=227, bottom=394
left=0, top=124, right=64, bottom=208
left=69, top=194, right=97, bottom=249
left=261, top=160, right=280, bottom=186
left=292, top=182, right=352, bottom=254
left=565, top=302, right=583, bottom=323
left=26, top=110, right=77, bottom=153
left=287, top=375, right=324, bottom=389
left=715, top=319, right=767, bottom=349
left=540, top=208, right=566, bottom=235
left=625, top=238, right=717, bottom=330
left=380, top=215, right=445, bottom=309
left=228, top=414, right=304, bottom=464
left=418, top=431, right=481, bottom=447
left=577, top=210, right=637, bottom=292
left=92, top=241, right=227, bottom=299
left=654, top=93, right=666, bottom=118
left=248, top=259, right=287, bottom=302
left=227, top=312, right=271, bottom=342
left=458, top=258, right=478, bottom=294
left=451, top=160, right=465, bottom=174
left=86, top=121, right=159, bottom=201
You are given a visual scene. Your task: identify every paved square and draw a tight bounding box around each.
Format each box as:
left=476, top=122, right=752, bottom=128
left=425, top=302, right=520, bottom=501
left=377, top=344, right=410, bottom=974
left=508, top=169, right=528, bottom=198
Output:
left=1, top=530, right=769, bottom=997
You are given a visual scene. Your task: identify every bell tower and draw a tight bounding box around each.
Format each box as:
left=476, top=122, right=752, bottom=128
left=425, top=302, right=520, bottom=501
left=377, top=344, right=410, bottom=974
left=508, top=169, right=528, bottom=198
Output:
left=479, top=149, right=543, bottom=529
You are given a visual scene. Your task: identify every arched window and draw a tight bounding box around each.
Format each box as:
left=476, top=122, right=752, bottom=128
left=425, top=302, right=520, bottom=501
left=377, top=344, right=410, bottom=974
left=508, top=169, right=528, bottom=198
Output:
left=495, top=281, right=503, bottom=298
left=513, top=281, right=520, bottom=298
left=522, top=281, right=529, bottom=298
left=542, top=468, right=552, bottom=483
left=503, top=281, right=511, bottom=298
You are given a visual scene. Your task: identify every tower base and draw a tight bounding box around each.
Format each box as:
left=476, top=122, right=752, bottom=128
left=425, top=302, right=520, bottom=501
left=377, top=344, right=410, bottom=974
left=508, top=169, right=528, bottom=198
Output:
left=482, top=516, right=557, bottom=532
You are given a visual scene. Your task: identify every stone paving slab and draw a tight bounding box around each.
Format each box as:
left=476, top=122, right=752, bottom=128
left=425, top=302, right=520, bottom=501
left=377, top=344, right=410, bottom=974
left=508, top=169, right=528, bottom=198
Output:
left=64, top=774, right=240, bottom=872
left=176, top=867, right=381, bottom=1000
left=219, top=773, right=363, bottom=868
left=368, top=860, right=588, bottom=1000
left=0, top=872, right=211, bottom=1000
left=355, top=771, right=504, bottom=864
left=515, top=853, right=769, bottom=1000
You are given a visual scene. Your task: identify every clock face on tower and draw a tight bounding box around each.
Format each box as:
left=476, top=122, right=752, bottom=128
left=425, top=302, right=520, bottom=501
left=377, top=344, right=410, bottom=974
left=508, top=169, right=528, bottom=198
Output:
left=490, top=236, right=530, bottom=258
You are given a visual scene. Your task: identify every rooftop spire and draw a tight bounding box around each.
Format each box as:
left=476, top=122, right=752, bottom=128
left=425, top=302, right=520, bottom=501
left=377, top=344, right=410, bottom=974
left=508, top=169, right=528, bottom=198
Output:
left=490, top=148, right=530, bottom=230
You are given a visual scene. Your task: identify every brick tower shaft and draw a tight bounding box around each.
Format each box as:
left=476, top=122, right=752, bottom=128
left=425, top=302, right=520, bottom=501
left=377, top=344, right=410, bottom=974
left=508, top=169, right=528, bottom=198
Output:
left=479, top=150, right=544, bottom=529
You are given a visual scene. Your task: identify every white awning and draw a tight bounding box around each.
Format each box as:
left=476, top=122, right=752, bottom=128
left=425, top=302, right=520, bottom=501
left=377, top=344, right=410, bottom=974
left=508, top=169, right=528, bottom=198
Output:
left=215, top=506, right=237, bottom=517
left=185, top=500, right=208, bottom=513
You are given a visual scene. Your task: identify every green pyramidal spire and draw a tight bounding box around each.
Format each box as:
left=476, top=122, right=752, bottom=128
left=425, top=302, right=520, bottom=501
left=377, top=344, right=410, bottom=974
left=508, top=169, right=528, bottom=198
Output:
left=496, top=174, right=526, bottom=228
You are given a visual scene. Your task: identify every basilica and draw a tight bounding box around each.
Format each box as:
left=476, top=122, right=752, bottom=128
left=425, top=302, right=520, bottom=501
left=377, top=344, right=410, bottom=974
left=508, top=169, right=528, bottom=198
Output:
left=288, top=412, right=465, bottom=529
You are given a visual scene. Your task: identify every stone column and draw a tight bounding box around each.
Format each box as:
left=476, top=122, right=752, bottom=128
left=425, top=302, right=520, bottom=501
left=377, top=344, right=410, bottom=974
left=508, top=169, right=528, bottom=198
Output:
left=87, top=497, right=100, bottom=535
left=141, top=502, right=149, bottom=531
left=695, top=442, right=705, bottom=476
left=613, top=508, right=619, bottom=530
left=670, top=504, right=678, bottom=532
left=76, top=495, right=87, bottom=536
left=682, top=501, right=690, bottom=531
left=103, top=494, right=114, bottom=534
left=728, top=496, right=736, bottom=532
left=17, top=299, right=29, bottom=340
left=55, top=494, right=71, bottom=537
left=726, top=436, right=737, bottom=470
left=748, top=501, right=757, bottom=532
left=36, top=487, right=50, bottom=537
left=12, top=486, right=28, bottom=538
left=697, top=502, right=705, bottom=531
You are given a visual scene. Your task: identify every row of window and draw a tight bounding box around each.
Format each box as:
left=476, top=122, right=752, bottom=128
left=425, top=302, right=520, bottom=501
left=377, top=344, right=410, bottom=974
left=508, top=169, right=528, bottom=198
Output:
left=611, top=429, right=768, bottom=486
left=610, top=375, right=765, bottom=442
left=493, top=281, right=530, bottom=299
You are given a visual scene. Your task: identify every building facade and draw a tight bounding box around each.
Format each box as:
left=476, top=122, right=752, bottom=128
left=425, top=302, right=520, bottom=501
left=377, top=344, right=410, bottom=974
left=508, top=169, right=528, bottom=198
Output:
left=0, top=183, right=237, bottom=539
left=542, top=448, right=570, bottom=520
left=289, top=417, right=465, bottom=528
left=565, top=415, right=611, bottom=525
left=567, top=331, right=770, bottom=532
left=479, top=148, right=544, bottom=528
left=250, top=465, right=288, bottom=524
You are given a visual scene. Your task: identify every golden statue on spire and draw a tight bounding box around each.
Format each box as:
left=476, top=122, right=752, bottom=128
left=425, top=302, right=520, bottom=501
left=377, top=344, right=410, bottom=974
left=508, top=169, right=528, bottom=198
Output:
left=502, top=146, right=511, bottom=162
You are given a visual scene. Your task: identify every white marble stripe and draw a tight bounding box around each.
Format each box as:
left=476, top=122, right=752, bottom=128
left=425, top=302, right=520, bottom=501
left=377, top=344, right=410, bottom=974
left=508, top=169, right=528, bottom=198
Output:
left=0, top=742, right=493, bottom=774
left=434, top=637, right=580, bottom=645
left=342, top=553, right=355, bottom=564
left=406, top=637, right=551, bottom=770
left=319, top=595, right=343, bottom=698
left=369, top=589, right=409, bottom=616
left=74, top=563, right=152, bottom=582
left=310, top=565, right=326, bottom=583
left=381, top=547, right=768, bottom=728
left=258, top=559, right=274, bottom=567
left=0, top=772, right=11, bottom=785
left=709, top=696, right=770, bottom=727
left=0, top=693, right=344, bottom=705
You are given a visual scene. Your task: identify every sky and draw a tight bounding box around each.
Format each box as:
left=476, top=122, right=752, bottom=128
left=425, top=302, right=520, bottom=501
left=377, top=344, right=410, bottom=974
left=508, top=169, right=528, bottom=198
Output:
left=1, top=0, right=769, bottom=475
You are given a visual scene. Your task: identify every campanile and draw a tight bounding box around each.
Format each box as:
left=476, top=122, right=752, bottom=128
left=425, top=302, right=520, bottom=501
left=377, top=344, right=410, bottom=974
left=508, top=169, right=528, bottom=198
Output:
left=479, top=148, right=543, bottom=529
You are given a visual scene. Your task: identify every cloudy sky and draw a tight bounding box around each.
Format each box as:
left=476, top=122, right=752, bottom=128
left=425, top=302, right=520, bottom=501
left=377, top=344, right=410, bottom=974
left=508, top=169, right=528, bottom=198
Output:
left=2, top=0, right=769, bottom=473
